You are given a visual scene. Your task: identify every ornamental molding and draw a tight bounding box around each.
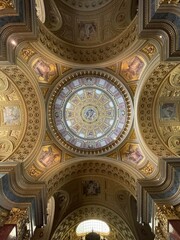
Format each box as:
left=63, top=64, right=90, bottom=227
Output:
left=0, top=66, right=45, bottom=163
left=137, top=157, right=180, bottom=224
left=0, top=162, right=47, bottom=227
left=137, top=62, right=179, bottom=158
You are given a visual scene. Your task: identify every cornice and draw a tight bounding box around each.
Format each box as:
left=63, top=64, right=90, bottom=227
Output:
left=139, top=0, right=180, bottom=60
left=0, top=0, right=37, bottom=64
left=137, top=157, right=180, bottom=224
left=0, top=162, right=47, bottom=227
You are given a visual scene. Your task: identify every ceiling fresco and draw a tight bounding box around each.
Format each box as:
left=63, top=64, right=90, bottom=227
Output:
left=0, top=1, right=180, bottom=240
left=49, top=72, right=133, bottom=154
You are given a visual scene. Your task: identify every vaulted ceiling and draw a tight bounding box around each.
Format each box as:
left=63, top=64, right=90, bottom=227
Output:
left=0, top=0, right=180, bottom=240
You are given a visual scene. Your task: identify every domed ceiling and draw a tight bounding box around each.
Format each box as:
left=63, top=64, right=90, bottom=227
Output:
left=1, top=1, right=180, bottom=240
left=44, top=0, right=137, bottom=46
left=48, top=70, right=133, bottom=155
left=39, top=0, right=138, bottom=64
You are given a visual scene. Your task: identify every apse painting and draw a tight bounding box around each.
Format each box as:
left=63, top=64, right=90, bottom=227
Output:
left=121, top=56, right=145, bottom=81
left=82, top=180, right=100, bottom=196
left=121, top=143, right=144, bottom=164
left=38, top=145, right=61, bottom=167
left=32, top=58, right=57, bottom=83
left=2, top=106, right=21, bottom=125
left=160, top=103, right=177, bottom=120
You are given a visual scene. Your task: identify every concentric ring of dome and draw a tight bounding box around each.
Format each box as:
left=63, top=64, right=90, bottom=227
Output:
left=48, top=70, right=133, bottom=155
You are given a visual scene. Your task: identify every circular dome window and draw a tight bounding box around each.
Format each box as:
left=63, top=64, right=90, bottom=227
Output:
left=48, top=70, right=133, bottom=155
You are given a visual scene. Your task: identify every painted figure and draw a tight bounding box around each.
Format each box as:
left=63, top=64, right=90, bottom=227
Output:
left=39, top=146, right=60, bottom=167
left=33, top=59, right=56, bottom=82
left=83, top=180, right=100, bottom=196
left=3, top=106, right=20, bottom=125
left=125, top=144, right=143, bottom=164
left=160, top=103, right=176, bottom=120
left=121, top=56, right=144, bottom=80
left=79, top=22, right=96, bottom=41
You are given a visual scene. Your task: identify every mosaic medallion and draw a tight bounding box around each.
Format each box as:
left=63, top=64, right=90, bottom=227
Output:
left=48, top=70, right=133, bottom=155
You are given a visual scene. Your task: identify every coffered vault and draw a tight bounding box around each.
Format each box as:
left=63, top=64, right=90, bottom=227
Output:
left=0, top=0, right=180, bottom=240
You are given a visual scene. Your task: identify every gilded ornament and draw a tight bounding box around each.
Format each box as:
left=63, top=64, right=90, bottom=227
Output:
left=170, top=73, right=180, bottom=87
left=142, top=43, right=156, bottom=59
left=20, top=47, right=35, bottom=62
left=28, top=165, right=42, bottom=178
left=139, top=62, right=178, bottom=157
left=0, top=75, right=8, bottom=91
left=140, top=162, right=154, bottom=176
left=0, top=0, right=13, bottom=10
left=5, top=208, right=30, bottom=240
left=0, top=66, right=43, bottom=163
left=155, top=205, right=180, bottom=239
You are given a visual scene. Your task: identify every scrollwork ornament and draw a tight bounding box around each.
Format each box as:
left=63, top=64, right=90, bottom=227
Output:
left=0, top=71, right=9, bottom=91
left=168, top=135, right=180, bottom=155
left=170, top=73, right=180, bottom=87
left=155, top=204, right=180, bottom=239
left=140, top=162, right=154, bottom=176
left=0, top=0, right=14, bottom=10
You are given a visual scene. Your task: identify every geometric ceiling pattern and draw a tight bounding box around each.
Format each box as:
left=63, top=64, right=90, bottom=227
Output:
left=48, top=70, right=133, bottom=155
left=0, top=0, right=180, bottom=240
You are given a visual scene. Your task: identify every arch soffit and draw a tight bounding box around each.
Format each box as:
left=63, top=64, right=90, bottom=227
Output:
left=39, top=158, right=143, bottom=199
